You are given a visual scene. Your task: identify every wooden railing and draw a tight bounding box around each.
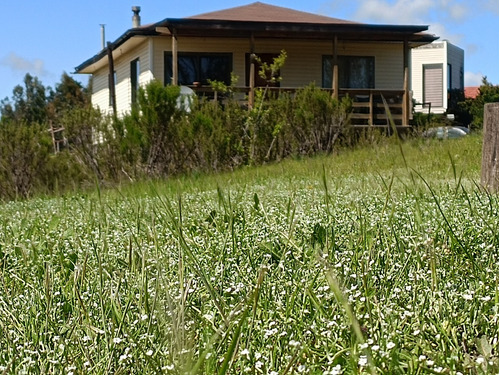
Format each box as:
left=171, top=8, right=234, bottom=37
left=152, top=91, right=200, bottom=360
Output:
left=339, top=89, right=406, bottom=127
left=187, top=86, right=409, bottom=127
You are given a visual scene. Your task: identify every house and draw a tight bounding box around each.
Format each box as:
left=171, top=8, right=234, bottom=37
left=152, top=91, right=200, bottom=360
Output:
left=410, top=40, right=464, bottom=114
left=75, top=2, right=437, bottom=126
left=464, top=86, right=480, bottom=100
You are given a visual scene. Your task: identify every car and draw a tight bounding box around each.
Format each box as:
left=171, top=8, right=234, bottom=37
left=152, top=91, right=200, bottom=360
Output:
left=422, top=126, right=469, bottom=139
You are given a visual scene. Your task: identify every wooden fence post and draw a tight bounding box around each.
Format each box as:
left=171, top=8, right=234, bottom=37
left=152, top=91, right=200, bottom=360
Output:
left=481, top=102, right=499, bottom=192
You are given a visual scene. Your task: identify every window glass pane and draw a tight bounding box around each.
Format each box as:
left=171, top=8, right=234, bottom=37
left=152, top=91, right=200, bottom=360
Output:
left=322, top=56, right=333, bottom=88
left=165, top=53, right=232, bottom=86
left=165, top=55, right=173, bottom=85
left=131, top=58, right=140, bottom=104
left=322, top=55, right=374, bottom=89
left=201, top=56, right=231, bottom=85
left=178, top=56, right=198, bottom=85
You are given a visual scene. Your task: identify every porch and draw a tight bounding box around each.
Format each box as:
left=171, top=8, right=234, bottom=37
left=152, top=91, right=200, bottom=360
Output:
left=186, top=85, right=410, bottom=127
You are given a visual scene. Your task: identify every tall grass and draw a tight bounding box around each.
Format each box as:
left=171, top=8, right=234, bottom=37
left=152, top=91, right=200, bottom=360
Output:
left=0, top=134, right=497, bottom=374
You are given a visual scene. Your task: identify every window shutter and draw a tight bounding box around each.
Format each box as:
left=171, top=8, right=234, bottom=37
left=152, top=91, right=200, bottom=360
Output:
left=423, top=64, right=443, bottom=107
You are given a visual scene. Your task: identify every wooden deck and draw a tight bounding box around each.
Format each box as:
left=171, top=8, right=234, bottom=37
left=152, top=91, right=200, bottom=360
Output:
left=187, top=86, right=410, bottom=127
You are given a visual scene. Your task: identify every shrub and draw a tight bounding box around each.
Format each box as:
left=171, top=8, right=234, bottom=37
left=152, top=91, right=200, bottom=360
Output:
left=0, top=120, right=52, bottom=199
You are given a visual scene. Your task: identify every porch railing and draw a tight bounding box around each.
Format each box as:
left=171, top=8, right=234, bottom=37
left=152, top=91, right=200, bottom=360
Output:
left=187, top=86, right=409, bottom=127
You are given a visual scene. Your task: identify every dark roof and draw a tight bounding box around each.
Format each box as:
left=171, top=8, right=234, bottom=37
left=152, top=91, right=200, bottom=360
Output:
left=75, top=2, right=438, bottom=73
left=188, top=2, right=357, bottom=24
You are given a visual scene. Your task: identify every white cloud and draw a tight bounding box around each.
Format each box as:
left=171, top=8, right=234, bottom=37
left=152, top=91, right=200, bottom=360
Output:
left=0, top=52, right=50, bottom=77
left=465, top=71, right=484, bottom=86
left=353, top=0, right=434, bottom=24
left=477, top=0, right=499, bottom=14
left=344, top=0, right=470, bottom=25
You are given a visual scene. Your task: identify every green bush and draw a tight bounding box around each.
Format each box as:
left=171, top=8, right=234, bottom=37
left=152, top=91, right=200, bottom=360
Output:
left=0, top=121, right=52, bottom=199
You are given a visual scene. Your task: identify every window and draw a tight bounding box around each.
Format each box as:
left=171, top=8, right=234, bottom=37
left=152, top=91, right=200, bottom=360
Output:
left=447, top=63, right=452, bottom=91
left=423, top=63, right=443, bottom=107
left=245, top=53, right=281, bottom=87
left=131, top=58, right=140, bottom=104
left=322, top=55, right=375, bottom=89
left=164, top=52, right=232, bottom=86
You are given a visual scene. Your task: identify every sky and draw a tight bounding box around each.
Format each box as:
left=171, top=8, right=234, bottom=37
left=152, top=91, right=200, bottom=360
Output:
left=0, top=0, right=498, bottom=101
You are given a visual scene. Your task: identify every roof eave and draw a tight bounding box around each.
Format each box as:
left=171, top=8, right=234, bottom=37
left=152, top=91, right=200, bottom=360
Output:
left=75, top=18, right=437, bottom=73
left=75, top=26, right=159, bottom=74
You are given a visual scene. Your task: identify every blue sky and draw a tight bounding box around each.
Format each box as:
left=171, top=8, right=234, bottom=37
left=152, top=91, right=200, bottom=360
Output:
left=0, top=0, right=498, bottom=101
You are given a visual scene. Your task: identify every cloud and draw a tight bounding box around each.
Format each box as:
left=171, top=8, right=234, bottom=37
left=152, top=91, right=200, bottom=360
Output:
left=465, top=71, right=484, bottom=86
left=0, top=52, right=50, bottom=77
left=324, top=0, right=471, bottom=49
left=477, top=0, right=499, bottom=14
left=353, top=0, right=434, bottom=24
left=340, top=0, right=470, bottom=25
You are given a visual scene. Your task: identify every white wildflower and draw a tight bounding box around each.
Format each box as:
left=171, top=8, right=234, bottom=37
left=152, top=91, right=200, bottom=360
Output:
left=358, top=355, right=368, bottom=367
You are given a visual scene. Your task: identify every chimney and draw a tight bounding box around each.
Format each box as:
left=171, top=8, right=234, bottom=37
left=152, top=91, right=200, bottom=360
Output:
left=132, top=6, right=141, bottom=28
left=100, top=24, right=106, bottom=50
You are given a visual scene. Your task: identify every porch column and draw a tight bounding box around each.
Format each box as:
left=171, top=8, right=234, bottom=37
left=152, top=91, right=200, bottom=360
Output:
left=249, top=33, right=255, bottom=108
left=107, top=42, right=117, bottom=117
left=172, top=29, right=178, bottom=85
left=332, top=35, right=339, bottom=100
left=403, top=39, right=409, bottom=125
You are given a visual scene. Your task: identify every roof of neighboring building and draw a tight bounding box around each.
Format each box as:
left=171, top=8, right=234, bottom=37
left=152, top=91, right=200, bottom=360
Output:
left=465, top=86, right=480, bottom=99
left=75, top=1, right=438, bottom=74
left=188, top=2, right=357, bottom=24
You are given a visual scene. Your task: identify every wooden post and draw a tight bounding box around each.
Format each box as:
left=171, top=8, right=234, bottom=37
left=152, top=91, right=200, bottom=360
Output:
left=249, top=33, right=255, bottom=108
left=332, top=35, right=339, bottom=100
left=481, top=102, right=499, bottom=192
left=107, top=42, right=117, bottom=117
left=172, top=29, right=178, bottom=85
left=402, top=39, right=409, bottom=126
left=369, top=92, right=373, bottom=126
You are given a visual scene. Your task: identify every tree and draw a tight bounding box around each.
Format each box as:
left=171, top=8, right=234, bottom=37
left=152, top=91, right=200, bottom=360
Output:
left=461, top=77, right=499, bottom=129
left=0, top=73, right=48, bottom=124
left=48, top=72, right=90, bottom=117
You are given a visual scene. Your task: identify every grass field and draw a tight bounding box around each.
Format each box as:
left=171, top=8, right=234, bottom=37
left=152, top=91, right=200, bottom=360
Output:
left=0, top=134, right=497, bottom=374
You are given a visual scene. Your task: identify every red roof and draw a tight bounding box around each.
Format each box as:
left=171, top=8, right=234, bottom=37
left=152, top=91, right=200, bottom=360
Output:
left=188, top=2, right=357, bottom=24
left=464, top=86, right=480, bottom=99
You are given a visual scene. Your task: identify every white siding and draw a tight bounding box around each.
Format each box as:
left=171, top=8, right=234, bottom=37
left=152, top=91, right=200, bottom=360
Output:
left=153, top=37, right=404, bottom=88
left=91, top=35, right=408, bottom=115
left=411, top=41, right=464, bottom=114
left=91, top=39, right=155, bottom=116
left=91, top=66, right=111, bottom=114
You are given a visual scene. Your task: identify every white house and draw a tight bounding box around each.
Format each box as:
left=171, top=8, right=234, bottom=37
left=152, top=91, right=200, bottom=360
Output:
left=411, top=40, right=464, bottom=114
left=75, top=2, right=437, bottom=126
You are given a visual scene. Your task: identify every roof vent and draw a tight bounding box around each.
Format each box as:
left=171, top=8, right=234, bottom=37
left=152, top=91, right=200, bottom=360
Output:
left=132, top=6, right=141, bottom=28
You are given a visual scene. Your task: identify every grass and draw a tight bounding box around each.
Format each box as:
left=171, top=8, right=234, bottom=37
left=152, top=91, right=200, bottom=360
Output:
left=0, top=134, right=497, bottom=374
